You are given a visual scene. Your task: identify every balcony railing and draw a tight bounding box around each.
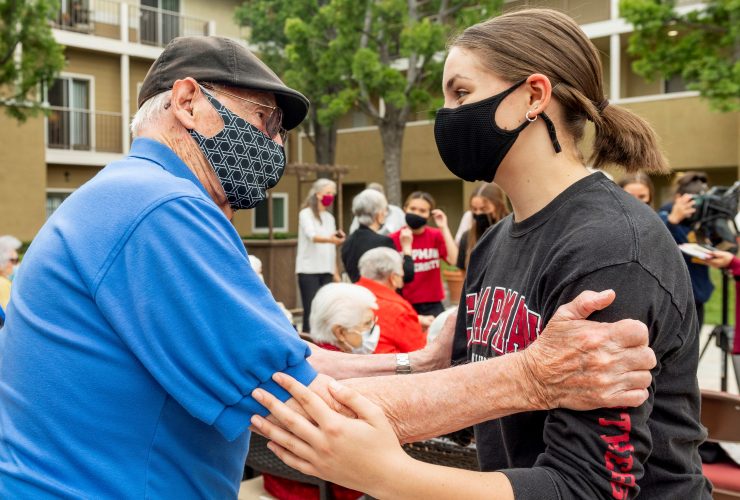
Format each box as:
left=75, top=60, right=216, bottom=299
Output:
left=129, top=4, right=209, bottom=47
left=52, top=0, right=210, bottom=47
left=46, top=107, right=123, bottom=153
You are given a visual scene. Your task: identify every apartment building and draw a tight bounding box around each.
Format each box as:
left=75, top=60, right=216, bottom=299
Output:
left=1, top=0, right=738, bottom=242
left=0, top=0, right=264, bottom=241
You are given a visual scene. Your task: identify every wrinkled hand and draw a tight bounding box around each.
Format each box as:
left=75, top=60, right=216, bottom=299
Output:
left=414, top=310, right=457, bottom=372
left=431, top=209, right=448, bottom=228
left=706, top=250, right=735, bottom=269
left=251, top=374, right=408, bottom=496
left=668, top=194, right=696, bottom=224
left=399, top=227, right=413, bottom=252
left=418, top=315, right=435, bottom=330
left=519, top=289, right=656, bottom=410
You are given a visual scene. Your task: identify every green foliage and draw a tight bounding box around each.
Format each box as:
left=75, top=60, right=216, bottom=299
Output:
left=621, top=0, right=740, bottom=112
left=0, top=0, right=65, bottom=121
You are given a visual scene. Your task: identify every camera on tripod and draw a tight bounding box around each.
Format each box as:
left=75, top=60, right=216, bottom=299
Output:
left=685, top=181, right=740, bottom=254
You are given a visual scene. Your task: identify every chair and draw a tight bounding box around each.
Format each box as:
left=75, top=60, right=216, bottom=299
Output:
left=245, top=433, right=334, bottom=500
left=701, top=389, right=740, bottom=500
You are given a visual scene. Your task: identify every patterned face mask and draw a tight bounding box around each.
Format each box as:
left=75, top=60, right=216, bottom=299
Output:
left=189, top=86, right=286, bottom=210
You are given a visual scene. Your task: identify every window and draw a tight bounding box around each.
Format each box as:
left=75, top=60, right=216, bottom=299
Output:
left=252, top=193, right=288, bottom=233
left=57, top=0, right=91, bottom=29
left=140, top=0, right=180, bottom=46
left=47, top=76, right=92, bottom=151
left=46, top=191, right=74, bottom=219
left=664, top=74, right=688, bottom=94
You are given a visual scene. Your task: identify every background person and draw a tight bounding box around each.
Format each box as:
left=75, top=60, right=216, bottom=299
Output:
left=296, top=178, right=345, bottom=333
left=456, top=183, right=509, bottom=271
left=341, top=188, right=414, bottom=283
left=658, top=171, right=712, bottom=326
left=389, top=191, right=458, bottom=317
left=0, top=235, right=21, bottom=311
left=618, top=172, right=655, bottom=206
left=348, top=182, right=405, bottom=235
left=357, top=247, right=429, bottom=354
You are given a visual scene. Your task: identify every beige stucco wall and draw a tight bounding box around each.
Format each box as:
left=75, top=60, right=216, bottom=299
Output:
left=47, top=165, right=101, bottom=189
left=64, top=49, right=122, bottom=113
left=503, top=0, right=610, bottom=24
left=184, top=0, right=245, bottom=39
left=0, top=113, right=47, bottom=241
left=130, top=57, right=155, bottom=115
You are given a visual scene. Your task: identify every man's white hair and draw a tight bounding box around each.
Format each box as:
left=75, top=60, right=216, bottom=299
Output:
left=359, top=247, right=402, bottom=281
left=352, top=189, right=388, bottom=227
left=0, top=235, right=22, bottom=267
left=130, top=91, right=172, bottom=138
left=309, top=283, right=377, bottom=346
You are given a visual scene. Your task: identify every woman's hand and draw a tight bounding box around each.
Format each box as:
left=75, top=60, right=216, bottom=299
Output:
left=706, top=250, right=736, bottom=269
left=431, top=209, right=449, bottom=228
left=251, top=373, right=411, bottom=496
left=399, top=227, right=413, bottom=254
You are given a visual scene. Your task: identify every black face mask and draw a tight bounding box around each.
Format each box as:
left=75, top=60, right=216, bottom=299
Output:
left=474, top=213, right=494, bottom=233
left=434, top=79, right=562, bottom=183
left=405, top=213, right=428, bottom=230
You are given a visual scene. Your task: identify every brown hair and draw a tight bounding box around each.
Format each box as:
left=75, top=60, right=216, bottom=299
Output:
left=618, top=173, right=655, bottom=206
left=450, top=9, right=668, bottom=174
left=403, top=191, right=436, bottom=211
left=675, top=171, right=709, bottom=196
left=465, top=183, right=510, bottom=268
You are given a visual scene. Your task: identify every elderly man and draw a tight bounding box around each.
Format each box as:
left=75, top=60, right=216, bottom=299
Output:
left=1, top=36, right=655, bottom=499
left=357, top=247, right=427, bottom=353
left=341, top=188, right=414, bottom=283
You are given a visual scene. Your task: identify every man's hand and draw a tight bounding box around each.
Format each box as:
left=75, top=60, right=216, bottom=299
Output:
left=519, top=289, right=656, bottom=410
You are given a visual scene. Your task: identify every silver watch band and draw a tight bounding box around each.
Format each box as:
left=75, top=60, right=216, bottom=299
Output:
left=395, top=353, right=412, bottom=374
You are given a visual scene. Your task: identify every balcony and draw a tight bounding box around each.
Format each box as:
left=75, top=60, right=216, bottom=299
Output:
left=52, top=0, right=211, bottom=48
left=46, top=107, right=123, bottom=165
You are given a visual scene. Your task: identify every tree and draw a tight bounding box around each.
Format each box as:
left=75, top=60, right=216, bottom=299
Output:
left=621, top=0, right=740, bottom=112
left=237, top=1, right=500, bottom=203
left=334, top=0, right=501, bottom=205
left=0, top=0, right=65, bottom=121
left=235, top=0, right=360, bottom=165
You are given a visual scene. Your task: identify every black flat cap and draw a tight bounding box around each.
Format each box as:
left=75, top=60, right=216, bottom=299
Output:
left=138, top=36, right=309, bottom=130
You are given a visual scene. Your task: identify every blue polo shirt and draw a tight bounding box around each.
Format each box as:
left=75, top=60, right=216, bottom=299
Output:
left=0, top=138, right=317, bottom=498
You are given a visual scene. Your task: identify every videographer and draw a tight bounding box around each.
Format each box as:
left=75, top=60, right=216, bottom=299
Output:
left=659, top=171, right=713, bottom=327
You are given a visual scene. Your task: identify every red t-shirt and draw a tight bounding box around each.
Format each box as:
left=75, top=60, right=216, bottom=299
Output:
left=390, top=226, right=447, bottom=304
left=357, top=277, right=427, bottom=354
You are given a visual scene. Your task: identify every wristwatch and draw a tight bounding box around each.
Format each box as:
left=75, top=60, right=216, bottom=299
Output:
left=395, top=353, right=412, bottom=374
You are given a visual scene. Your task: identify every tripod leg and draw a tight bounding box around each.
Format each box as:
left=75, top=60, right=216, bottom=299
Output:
left=699, top=329, right=716, bottom=361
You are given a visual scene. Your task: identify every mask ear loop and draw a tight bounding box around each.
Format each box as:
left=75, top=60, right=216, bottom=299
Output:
left=525, top=110, right=562, bottom=154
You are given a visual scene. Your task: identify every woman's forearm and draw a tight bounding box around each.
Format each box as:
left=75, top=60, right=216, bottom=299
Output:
left=373, top=458, right=514, bottom=500
left=440, top=226, right=459, bottom=265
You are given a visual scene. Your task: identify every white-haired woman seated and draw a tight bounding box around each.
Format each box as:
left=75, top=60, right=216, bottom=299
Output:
left=309, top=283, right=380, bottom=354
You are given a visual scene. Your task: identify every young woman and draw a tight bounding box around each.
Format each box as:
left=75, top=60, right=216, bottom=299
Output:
left=389, top=191, right=458, bottom=317
left=456, top=182, right=509, bottom=270
left=618, top=172, right=655, bottom=206
left=295, top=178, right=345, bottom=333
left=255, top=9, right=709, bottom=499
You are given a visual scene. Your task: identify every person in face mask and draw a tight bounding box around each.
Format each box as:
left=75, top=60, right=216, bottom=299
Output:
left=296, top=178, right=346, bottom=333
left=389, top=191, right=459, bottom=317
left=356, top=247, right=430, bottom=354
left=0, top=235, right=21, bottom=311
left=248, top=9, right=708, bottom=500
left=0, top=37, right=336, bottom=499
left=456, top=183, right=510, bottom=271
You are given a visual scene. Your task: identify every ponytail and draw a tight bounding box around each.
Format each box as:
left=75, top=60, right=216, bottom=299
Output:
left=591, top=105, right=669, bottom=174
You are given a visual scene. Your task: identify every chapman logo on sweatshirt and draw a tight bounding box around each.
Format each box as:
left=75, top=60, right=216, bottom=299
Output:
left=465, top=286, right=542, bottom=354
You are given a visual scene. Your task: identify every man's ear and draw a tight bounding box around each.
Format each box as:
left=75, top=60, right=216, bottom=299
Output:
left=332, top=324, right=347, bottom=343
left=525, top=73, right=553, bottom=119
left=170, top=78, right=200, bottom=130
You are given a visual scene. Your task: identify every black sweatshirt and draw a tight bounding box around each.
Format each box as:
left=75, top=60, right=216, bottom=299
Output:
left=340, top=225, right=414, bottom=283
left=452, top=173, right=710, bottom=499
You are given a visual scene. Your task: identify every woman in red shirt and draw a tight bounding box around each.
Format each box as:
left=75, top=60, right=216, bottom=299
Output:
left=389, top=192, right=458, bottom=317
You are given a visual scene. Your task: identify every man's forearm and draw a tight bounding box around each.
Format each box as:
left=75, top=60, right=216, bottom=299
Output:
left=344, top=352, right=538, bottom=443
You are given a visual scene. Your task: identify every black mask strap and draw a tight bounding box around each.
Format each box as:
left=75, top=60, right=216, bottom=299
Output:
left=540, top=112, right=562, bottom=154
